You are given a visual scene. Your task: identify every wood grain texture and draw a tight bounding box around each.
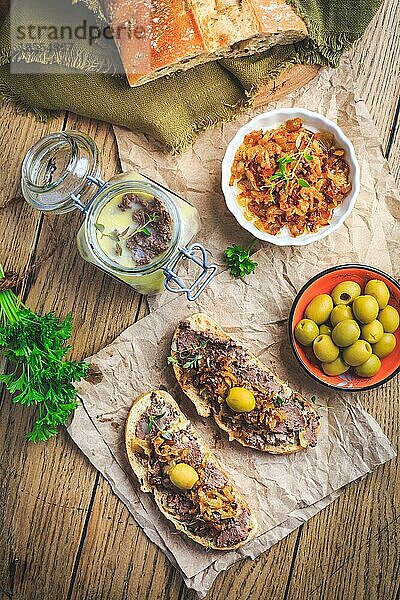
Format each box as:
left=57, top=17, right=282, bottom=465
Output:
left=0, top=105, right=64, bottom=207
left=349, top=0, right=400, bottom=151
left=0, top=110, right=143, bottom=600
left=0, top=0, right=399, bottom=596
left=0, top=106, right=91, bottom=600
left=387, top=102, right=400, bottom=184
left=285, top=384, right=399, bottom=600
left=254, top=64, right=321, bottom=108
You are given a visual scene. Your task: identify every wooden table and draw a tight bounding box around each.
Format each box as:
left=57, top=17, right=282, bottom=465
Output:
left=0, top=1, right=399, bottom=598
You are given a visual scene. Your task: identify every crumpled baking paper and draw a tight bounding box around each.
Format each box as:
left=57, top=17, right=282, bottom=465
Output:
left=68, top=57, right=398, bottom=597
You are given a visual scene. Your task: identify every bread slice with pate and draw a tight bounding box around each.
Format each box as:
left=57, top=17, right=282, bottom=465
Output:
left=170, top=314, right=320, bottom=454
left=126, top=390, right=258, bottom=550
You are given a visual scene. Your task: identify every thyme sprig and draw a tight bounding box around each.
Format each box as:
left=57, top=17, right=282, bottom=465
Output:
left=95, top=212, right=158, bottom=256
left=167, top=340, right=208, bottom=370
left=131, top=212, right=158, bottom=237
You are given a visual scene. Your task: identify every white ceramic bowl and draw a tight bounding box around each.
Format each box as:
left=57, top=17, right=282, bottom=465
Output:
left=221, top=108, right=360, bottom=246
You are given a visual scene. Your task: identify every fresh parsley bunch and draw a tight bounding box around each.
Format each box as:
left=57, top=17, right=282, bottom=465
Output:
left=0, top=264, right=89, bottom=442
left=225, top=241, right=258, bottom=279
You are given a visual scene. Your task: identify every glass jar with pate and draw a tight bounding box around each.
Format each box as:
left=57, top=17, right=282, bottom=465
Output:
left=21, top=131, right=217, bottom=298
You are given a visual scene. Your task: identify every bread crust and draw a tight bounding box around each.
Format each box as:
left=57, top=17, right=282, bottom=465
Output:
left=171, top=314, right=320, bottom=454
left=105, top=0, right=307, bottom=87
left=125, top=389, right=258, bottom=549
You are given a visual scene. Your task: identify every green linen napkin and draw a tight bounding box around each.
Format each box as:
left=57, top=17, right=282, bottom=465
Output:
left=0, top=0, right=382, bottom=152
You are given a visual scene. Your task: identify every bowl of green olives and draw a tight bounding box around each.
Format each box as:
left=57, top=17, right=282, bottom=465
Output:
left=289, top=265, right=400, bottom=391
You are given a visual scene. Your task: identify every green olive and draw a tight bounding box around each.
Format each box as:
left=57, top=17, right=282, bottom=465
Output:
left=372, top=333, right=397, bottom=358
left=226, top=387, right=256, bottom=413
left=343, top=340, right=372, bottom=366
left=331, top=319, right=360, bottom=347
left=322, top=356, right=350, bottom=376
left=330, top=304, right=354, bottom=327
left=378, top=305, right=399, bottom=333
left=305, top=294, right=334, bottom=325
left=364, top=279, right=390, bottom=309
left=352, top=295, right=379, bottom=324
left=169, top=463, right=199, bottom=490
left=331, top=281, right=361, bottom=306
left=312, top=335, right=339, bottom=363
left=294, top=319, right=319, bottom=346
left=319, top=323, right=332, bottom=336
left=361, top=320, right=384, bottom=344
left=355, top=355, right=382, bottom=377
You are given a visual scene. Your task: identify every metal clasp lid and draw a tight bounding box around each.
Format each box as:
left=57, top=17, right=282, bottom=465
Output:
left=70, top=175, right=106, bottom=212
left=163, top=244, right=218, bottom=301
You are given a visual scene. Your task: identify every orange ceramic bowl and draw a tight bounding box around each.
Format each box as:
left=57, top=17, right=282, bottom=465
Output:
left=289, top=265, right=400, bottom=391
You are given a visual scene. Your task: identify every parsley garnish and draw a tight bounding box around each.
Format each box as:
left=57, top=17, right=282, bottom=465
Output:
left=0, top=263, right=89, bottom=442
left=225, top=241, right=257, bottom=279
left=310, top=395, right=316, bottom=404
left=183, top=352, right=204, bottom=369
left=275, top=396, right=284, bottom=406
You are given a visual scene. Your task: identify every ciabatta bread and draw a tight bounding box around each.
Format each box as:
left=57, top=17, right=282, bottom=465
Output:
left=105, top=0, right=307, bottom=86
left=171, top=314, right=320, bottom=454
left=126, top=390, right=258, bottom=549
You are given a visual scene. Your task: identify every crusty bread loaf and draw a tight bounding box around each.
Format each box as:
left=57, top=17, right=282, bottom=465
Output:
left=126, top=389, right=258, bottom=550
left=171, top=314, right=321, bottom=454
left=105, top=0, right=307, bottom=87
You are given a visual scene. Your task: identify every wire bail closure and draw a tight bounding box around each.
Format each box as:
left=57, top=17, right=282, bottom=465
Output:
left=163, top=243, right=218, bottom=301
left=70, top=175, right=106, bottom=213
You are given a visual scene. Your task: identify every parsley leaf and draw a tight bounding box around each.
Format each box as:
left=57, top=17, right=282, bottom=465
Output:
left=297, top=178, right=311, bottom=188
left=148, top=412, right=166, bottom=433
left=167, top=355, right=179, bottom=365
left=225, top=242, right=257, bottom=279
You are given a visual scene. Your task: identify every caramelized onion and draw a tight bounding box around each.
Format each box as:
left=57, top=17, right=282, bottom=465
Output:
left=230, top=119, right=351, bottom=237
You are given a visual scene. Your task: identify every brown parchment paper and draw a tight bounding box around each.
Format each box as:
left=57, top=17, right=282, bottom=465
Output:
left=69, top=248, right=396, bottom=594
left=68, top=56, right=399, bottom=596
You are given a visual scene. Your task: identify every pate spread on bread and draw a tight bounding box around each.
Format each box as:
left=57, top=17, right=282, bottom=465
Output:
left=105, top=0, right=307, bottom=86
left=126, top=390, right=257, bottom=549
left=171, top=314, right=320, bottom=454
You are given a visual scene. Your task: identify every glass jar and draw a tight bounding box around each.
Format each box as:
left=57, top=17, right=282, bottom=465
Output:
left=21, top=131, right=217, bottom=299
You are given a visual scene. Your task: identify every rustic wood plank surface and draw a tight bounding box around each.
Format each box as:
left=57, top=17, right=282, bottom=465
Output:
left=0, top=0, right=399, bottom=598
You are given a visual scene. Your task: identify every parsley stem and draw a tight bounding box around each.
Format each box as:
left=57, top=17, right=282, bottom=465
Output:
left=0, top=264, right=20, bottom=324
left=247, top=239, right=257, bottom=252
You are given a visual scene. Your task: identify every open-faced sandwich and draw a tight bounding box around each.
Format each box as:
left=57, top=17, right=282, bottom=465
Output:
left=126, top=390, right=258, bottom=550
left=170, top=314, right=320, bottom=454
